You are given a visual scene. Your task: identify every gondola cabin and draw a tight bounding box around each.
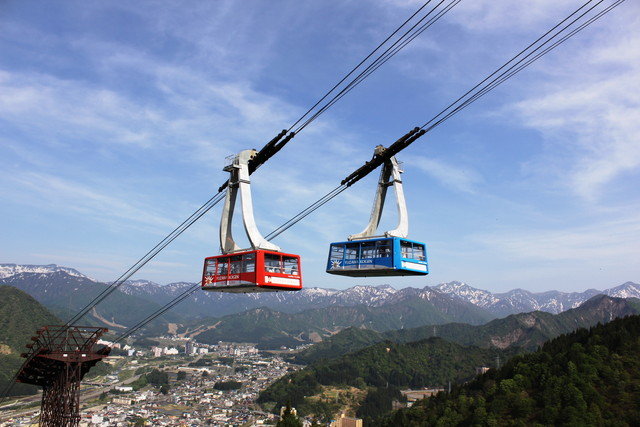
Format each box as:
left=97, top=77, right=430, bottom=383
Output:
left=326, top=237, right=428, bottom=277
left=202, top=250, right=302, bottom=292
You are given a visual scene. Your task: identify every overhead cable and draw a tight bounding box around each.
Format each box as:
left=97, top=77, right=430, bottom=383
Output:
left=80, top=0, right=624, bottom=344
left=59, top=0, right=456, bottom=327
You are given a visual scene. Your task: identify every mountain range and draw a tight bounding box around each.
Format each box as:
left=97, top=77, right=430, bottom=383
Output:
left=0, top=264, right=640, bottom=338
left=120, top=275, right=640, bottom=317
left=0, top=266, right=181, bottom=330
left=433, top=280, right=640, bottom=316
left=294, top=294, right=640, bottom=363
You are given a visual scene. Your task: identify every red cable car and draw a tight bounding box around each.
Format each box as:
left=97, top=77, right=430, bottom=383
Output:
left=203, top=149, right=303, bottom=293
left=202, top=249, right=302, bottom=293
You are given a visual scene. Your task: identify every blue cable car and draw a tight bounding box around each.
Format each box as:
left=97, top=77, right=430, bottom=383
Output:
left=326, top=237, right=428, bottom=277
left=326, top=149, right=429, bottom=278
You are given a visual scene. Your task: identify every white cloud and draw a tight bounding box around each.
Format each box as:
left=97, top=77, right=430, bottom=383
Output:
left=6, top=171, right=176, bottom=231
left=450, top=0, right=577, bottom=32
left=406, top=155, right=482, bottom=193
left=472, top=214, right=640, bottom=263
left=512, top=23, right=640, bottom=201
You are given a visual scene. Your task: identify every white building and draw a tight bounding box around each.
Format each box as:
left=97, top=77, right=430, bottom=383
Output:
left=165, top=347, right=179, bottom=355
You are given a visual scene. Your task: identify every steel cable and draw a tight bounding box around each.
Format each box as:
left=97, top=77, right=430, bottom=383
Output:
left=104, top=0, right=626, bottom=344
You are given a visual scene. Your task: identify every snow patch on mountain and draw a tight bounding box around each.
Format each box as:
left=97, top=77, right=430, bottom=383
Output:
left=0, top=263, right=94, bottom=281
left=605, top=282, right=640, bottom=299
left=433, top=281, right=640, bottom=315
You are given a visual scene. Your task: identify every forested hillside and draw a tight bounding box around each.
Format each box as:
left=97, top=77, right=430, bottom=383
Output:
left=0, top=286, right=60, bottom=396
left=0, top=271, right=182, bottom=329
left=258, top=337, right=513, bottom=419
left=295, top=295, right=640, bottom=363
left=187, top=295, right=493, bottom=349
left=383, top=315, right=640, bottom=426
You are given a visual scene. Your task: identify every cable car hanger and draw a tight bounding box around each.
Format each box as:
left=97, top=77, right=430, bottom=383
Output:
left=349, top=145, right=408, bottom=241
left=202, top=149, right=303, bottom=293
left=327, top=146, right=428, bottom=277
left=219, top=149, right=280, bottom=253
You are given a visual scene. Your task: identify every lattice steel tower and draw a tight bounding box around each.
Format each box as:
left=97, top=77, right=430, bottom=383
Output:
left=16, top=326, right=110, bottom=426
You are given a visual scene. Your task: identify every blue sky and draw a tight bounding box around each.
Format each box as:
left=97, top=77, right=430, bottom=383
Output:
left=1, top=0, right=638, bottom=293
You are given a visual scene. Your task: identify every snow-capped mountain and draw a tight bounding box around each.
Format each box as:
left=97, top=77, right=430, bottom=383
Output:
left=2, top=263, right=638, bottom=319
left=120, top=281, right=401, bottom=316
left=0, top=263, right=94, bottom=281
left=432, top=281, right=640, bottom=316
left=604, top=282, right=640, bottom=299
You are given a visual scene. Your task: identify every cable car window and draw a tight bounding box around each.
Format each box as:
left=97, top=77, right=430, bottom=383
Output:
left=375, top=240, right=392, bottom=258
left=345, top=243, right=359, bottom=260
left=216, top=258, right=229, bottom=275
left=330, top=244, right=344, bottom=261
left=229, top=255, right=242, bottom=274
left=205, top=259, right=216, bottom=275
left=265, top=254, right=282, bottom=273
left=400, top=241, right=412, bottom=258
left=412, top=243, right=426, bottom=260
left=242, top=253, right=256, bottom=273
left=361, top=242, right=376, bottom=259
left=283, top=257, right=299, bottom=275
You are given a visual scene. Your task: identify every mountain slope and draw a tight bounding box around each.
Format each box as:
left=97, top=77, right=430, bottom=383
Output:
left=384, top=314, right=640, bottom=426
left=433, top=280, right=640, bottom=316
left=0, top=271, right=182, bottom=329
left=0, top=286, right=61, bottom=396
left=0, top=286, right=61, bottom=353
left=180, top=292, right=494, bottom=349
left=295, top=295, right=640, bottom=363
left=258, top=337, right=510, bottom=414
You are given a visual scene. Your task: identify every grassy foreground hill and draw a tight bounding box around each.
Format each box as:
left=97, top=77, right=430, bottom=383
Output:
left=0, top=286, right=61, bottom=396
left=295, top=295, right=640, bottom=363
left=383, top=314, right=640, bottom=426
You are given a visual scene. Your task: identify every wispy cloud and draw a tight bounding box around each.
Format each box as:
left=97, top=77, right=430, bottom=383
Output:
left=406, top=155, right=482, bottom=193
left=472, top=214, right=640, bottom=263
left=5, top=171, right=176, bottom=231
left=512, top=22, right=640, bottom=202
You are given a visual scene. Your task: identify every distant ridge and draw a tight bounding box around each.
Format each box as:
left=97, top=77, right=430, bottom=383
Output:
left=0, top=263, right=93, bottom=281
left=434, top=280, right=640, bottom=316
left=295, top=294, right=640, bottom=363
left=1, top=263, right=638, bottom=320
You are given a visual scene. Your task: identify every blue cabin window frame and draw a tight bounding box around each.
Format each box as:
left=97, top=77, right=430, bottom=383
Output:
left=327, top=238, right=396, bottom=271
left=394, top=238, right=428, bottom=273
left=326, top=237, right=428, bottom=275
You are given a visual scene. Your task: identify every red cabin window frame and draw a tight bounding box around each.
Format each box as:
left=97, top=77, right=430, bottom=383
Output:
left=202, top=250, right=302, bottom=292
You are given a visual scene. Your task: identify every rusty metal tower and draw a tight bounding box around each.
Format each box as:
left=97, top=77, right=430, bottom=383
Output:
left=15, top=326, right=111, bottom=427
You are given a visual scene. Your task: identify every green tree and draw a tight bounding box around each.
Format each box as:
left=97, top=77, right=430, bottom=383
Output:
left=276, top=403, right=303, bottom=427
left=146, top=369, right=169, bottom=386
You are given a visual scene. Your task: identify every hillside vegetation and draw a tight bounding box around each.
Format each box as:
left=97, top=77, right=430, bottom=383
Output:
left=383, top=315, right=640, bottom=426
left=188, top=295, right=493, bottom=349
left=0, top=272, right=182, bottom=329
left=258, top=337, right=512, bottom=417
left=0, top=286, right=60, bottom=396
left=295, top=295, right=640, bottom=363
